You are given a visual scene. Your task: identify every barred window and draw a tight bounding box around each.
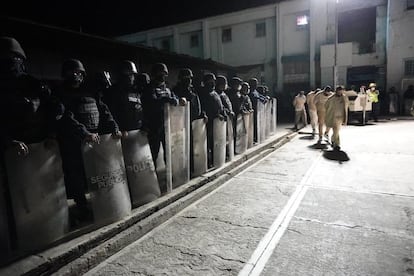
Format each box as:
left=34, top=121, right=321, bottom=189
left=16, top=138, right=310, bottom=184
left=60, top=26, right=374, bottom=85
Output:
left=256, top=22, right=266, bottom=37
left=222, top=28, right=232, bottom=43
left=190, top=34, right=199, bottom=48
left=405, top=59, right=414, bottom=76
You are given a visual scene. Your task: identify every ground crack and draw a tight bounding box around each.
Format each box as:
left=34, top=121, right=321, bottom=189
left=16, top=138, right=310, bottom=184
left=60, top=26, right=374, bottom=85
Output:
left=181, top=215, right=267, bottom=230
left=294, top=216, right=387, bottom=234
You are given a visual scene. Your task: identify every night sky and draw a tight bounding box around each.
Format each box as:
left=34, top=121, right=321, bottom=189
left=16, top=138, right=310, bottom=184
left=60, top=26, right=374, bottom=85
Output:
left=2, top=0, right=280, bottom=37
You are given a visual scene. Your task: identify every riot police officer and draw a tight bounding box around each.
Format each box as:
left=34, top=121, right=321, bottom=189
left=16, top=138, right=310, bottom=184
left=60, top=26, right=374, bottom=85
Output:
left=216, top=75, right=234, bottom=118
left=198, top=73, right=225, bottom=167
left=173, top=68, right=204, bottom=122
left=56, top=58, right=120, bottom=222
left=0, top=37, right=64, bottom=155
left=142, top=63, right=185, bottom=164
left=226, top=77, right=244, bottom=116
left=240, top=82, right=254, bottom=113
left=248, top=78, right=267, bottom=142
left=104, top=60, right=143, bottom=135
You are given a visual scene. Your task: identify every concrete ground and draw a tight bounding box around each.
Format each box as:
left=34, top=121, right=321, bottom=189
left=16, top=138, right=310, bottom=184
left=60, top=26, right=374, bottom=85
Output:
left=83, top=119, right=414, bottom=276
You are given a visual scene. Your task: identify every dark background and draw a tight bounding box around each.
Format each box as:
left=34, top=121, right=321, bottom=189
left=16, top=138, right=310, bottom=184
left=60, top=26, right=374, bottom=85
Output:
left=2, top=0, right=281, bottom=37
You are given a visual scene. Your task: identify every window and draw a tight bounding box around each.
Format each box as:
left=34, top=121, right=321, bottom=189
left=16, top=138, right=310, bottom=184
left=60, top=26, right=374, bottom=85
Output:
left=405, top=59, right=414, bottom=76
left=296, top=15, right=309, bottom=30
left=190, top=34, right=199, bottom=48
left=408, top=0, right=414, bottom=10
left=161, top=39, right=170, bottom=51
left=222, top=28, right=232, bottom=43
left=256, top=22, right=266, bottom=37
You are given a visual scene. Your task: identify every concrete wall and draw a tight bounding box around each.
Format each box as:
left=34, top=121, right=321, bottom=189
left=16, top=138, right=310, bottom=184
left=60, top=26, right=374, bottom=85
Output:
left=387, top=0, right=414, bottom=92
left=115, top=0, right=414, bottom=98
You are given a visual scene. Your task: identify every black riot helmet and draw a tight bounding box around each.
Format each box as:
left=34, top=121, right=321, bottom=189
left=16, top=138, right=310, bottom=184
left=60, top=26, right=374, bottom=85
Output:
left=178, top=68, right=193, bottom=80
left=248, top=78, right=258, bottom=91
left=203, top=73, right=216, bottom=91
left=61, top=59, right=86, bottom=77
left=0, top=37, right=26, bottom=59
left=216, top=75, right=228, bottom=92
left=151, top=63, right=168, bottom=76
left=119, top=60, right=138, bottom=75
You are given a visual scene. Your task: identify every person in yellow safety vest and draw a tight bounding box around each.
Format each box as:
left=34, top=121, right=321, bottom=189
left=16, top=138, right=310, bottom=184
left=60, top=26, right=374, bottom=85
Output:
left=325, top=85, right=349, bottom=151
left=314, top=86, right=334, bottom=142
left=292, top=90, right=307, bottom=131
left=306, top=88, right=320, bottom=136
left=367, top=82, right=380, bottom=122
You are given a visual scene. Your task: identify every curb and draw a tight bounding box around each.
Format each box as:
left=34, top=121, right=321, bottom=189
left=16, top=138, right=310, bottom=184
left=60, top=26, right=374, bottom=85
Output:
left=1, top=130, right=297, bottom=276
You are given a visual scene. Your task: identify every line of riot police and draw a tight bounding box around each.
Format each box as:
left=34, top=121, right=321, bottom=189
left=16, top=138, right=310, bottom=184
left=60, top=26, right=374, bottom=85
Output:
left=0, top=37, right=277, bottom=262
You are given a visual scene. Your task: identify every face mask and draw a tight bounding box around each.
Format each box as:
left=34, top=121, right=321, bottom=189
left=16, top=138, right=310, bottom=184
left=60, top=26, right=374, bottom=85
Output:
left=0, top=57, right=25, bottom=78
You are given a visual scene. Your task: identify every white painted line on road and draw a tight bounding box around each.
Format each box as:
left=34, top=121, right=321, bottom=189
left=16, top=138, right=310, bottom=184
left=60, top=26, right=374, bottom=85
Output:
left=239, top=154, right=322, bottom=276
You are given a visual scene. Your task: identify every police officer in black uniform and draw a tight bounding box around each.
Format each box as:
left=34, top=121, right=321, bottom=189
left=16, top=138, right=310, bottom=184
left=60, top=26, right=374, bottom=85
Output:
left=216, top=75, right=234, bottom=118
left=241, top=82, right=254, bottom=114
left=104, top=60, right=143, bottom=135
left=56, top=58, right=121, bottom=222
left=0, top=37, right=64, bottom=155
left=198, top=73, right=225, bottom=167
left=226, top=77, right=244, bottom=116
left=142, top=63, right=185, bottom=164
left=248, top=78, right=268, bottom=142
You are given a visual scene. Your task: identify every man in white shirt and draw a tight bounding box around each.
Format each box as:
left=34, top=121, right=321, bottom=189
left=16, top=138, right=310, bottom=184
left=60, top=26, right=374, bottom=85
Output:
left=306, top=88, right=320, bottom=136
left=292, top=90, right=307, bottom=131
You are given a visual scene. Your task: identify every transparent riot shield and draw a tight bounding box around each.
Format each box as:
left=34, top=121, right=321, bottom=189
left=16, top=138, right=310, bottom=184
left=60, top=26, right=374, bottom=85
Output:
left=83, top=134, right=131, bottom=225
left=235, top=114, right=248, bottom=154
left=122, top=130, right=160, bottom=208
left=247, top=112, right=254, bottom=148
left=213, top=118, right=227, bottom=168
left=265, top=102, right=271, bottom=138
left=4, top=140, right=68, bottom=252
left=270, top=98, right=277, bottom=134
left=164, top=104, right=190, bottom=191
left=226, top=115, right=235, bottom=161
left=257, top=101, right=266, bottom=144
left=0, top=167, right=11, bottom=261
left=191, top=118, right=207, bottom=177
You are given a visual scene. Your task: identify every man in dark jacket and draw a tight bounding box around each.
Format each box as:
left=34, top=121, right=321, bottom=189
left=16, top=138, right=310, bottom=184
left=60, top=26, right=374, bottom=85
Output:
left=216, top=75, right=234, bottom=118
left=141, top=63, right=185, bottom=164
left=248, top=78, right=268, bottom=142
left=198, top=73, right=225, bottom=167
left=226, top=77, right=244, bottom=116
left=104, top=60, right=143, bottom=135
left=56, top=58, right=120, bottom=220
left=0, top=37, right=64, bottom=155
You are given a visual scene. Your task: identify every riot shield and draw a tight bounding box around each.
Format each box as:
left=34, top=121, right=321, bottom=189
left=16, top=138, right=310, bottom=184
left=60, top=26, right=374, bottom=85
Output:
left=257, top=101, right=266, bottom=144
left=0, top=167, right=11, bottom=262
left=164, top=104, right=190, bottom=191
left=270, top=98, right=277, bottom=134
left=191, top=118, right=207, bottom=177
left=247, top=112, right=254, bottom=148
left=226, top=115, right=235, bottom=161
left=4, top=140, right=68, bottom=251
left=235, top=114, right=248, bottom=154
left=213, top=118, right=227, bottom=168
left=265, top=102, right=271, bottom=138
left=122, top=130, right=160, bottom=208
left=83, top=134, right=131, bottom=225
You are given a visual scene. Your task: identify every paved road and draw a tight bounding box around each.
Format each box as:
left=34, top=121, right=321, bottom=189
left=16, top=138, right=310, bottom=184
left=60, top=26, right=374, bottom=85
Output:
left=86, top=119, right=414, bottom=276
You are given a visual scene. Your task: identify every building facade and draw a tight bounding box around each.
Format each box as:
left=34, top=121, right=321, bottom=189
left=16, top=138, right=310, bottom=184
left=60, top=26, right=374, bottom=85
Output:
left=117, top=0, right=414, bottom=99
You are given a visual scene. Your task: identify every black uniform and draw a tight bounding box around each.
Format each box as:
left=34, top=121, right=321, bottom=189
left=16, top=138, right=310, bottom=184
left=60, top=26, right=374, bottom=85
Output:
left=142, top=82, right=178, bottom=163
left=0, top=74, right=63, bottom=149
left=104, top=84, right=143, bottom=131
left=198, top=87, right=225, bottom=166
left=219, top=91, right=234, bottom=118
left=249, top=89, right=267, bottom=142
left=226, top=88, right=243, bottom=116
left=172, top=83, right=203, bottom=121
left=56, top=84, right=119, bottom=206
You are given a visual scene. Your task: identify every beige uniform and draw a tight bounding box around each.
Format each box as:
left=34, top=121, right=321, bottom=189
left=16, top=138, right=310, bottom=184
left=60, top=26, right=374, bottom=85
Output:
left=306, top=91, right=318, bottom=132
left=293, top=94, right=307, bottom=129
left=313, top=91, right=333, bottom=138
left=325, top=94, right=349, bottom=147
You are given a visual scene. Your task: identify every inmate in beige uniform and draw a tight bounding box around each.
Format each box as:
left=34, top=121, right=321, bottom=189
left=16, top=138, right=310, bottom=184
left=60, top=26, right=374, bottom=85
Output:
left=306, top=90, right=318, bottom=134
left=292, top=93, right=307, bottom=130
left=325, top=93, right=349, bottom=149
left=314, top=90, right=333, bottom=140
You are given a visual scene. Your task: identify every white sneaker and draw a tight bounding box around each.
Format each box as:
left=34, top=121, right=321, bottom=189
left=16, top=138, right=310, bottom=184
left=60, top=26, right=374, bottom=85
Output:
left=324, top=133, right=329, bottom=141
